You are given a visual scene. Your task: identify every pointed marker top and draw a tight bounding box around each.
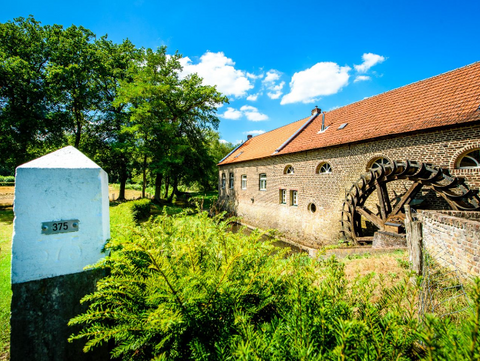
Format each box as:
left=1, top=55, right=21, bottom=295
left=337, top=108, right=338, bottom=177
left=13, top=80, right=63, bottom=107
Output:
left=18, top=146, right=101, bottom=169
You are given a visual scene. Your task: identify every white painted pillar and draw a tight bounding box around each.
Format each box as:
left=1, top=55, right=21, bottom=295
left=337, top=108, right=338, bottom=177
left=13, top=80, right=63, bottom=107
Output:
left=11, top=146, right=110, bottom=283
left=10, top=146, right=110, bottom=360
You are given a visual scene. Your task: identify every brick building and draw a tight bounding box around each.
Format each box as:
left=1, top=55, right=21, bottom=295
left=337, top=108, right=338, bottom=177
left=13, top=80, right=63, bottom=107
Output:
left=218, top=62, right=480, bottom=248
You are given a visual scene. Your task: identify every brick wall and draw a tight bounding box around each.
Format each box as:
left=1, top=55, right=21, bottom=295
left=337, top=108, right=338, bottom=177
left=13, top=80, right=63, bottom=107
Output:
left=420, top=210, right=480, bottom=276
left=219, top=124, right=480, bottom=248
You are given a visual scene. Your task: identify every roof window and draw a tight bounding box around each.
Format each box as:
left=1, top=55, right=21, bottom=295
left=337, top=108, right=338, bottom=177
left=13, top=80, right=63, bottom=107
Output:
left=338, top=123, right=348, bottom=130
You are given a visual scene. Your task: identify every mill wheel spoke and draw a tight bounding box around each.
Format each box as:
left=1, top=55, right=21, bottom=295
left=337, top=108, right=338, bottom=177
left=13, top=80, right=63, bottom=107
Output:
left=390, top=181, right=423, bottom=217
left=356, top=206, right=384, bottom=230
left=375, top=181, right=391, bottom=220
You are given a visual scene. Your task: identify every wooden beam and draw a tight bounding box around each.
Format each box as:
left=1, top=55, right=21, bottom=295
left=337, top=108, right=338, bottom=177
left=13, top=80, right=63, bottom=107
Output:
left=356, top=206, right=384, bottom=230
left=390, top=181, right=423, bottom=217
left=375, top=181, right=391, bottom=220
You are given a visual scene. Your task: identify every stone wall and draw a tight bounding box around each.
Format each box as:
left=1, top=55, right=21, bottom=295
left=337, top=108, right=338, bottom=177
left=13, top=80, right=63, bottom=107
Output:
left=420, top=210, right=480, bottom=276
left=218, top=124, right=480, bottom=248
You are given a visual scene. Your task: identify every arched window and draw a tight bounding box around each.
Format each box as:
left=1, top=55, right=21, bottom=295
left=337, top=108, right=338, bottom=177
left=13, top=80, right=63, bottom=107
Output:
left=458, top=149, right=480, bottom=169
left=368, top=157, right=390, bottom=171
left=221, top=173, right=226, bottom=189
left=284, top=165, right=294, bottom=174
left=316, top=162, right=332, bottom=174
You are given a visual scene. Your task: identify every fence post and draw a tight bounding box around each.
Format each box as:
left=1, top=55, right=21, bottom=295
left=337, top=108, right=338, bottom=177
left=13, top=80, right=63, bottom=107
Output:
left=404, top=205, right=423, bottom=275
left=10, top=146, right=110, bottom=360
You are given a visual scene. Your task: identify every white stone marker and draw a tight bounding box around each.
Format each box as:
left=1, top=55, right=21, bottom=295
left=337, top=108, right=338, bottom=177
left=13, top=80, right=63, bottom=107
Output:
left=11, top=146, right=110, bottom=284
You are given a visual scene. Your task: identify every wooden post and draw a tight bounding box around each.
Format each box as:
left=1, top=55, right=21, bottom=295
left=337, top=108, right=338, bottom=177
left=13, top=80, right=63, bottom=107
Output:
left=404, top=205, right=423, bottom=275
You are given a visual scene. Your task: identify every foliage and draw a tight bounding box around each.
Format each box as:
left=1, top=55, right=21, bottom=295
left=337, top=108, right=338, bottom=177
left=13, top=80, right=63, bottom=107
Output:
left=1, top=16, right=227, bottom=196
left=70, top=212, right=480, bottom=360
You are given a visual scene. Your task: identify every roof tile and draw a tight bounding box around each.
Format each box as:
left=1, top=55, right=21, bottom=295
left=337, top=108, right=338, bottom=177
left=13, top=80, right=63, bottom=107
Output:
left=219, top=62, right=480, bottom=165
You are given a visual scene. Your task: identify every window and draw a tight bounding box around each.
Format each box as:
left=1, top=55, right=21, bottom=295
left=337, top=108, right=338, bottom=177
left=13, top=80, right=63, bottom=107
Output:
left=229, top=172, right=234, bottom=189
left=221, top=173, right=226, bottom=189
left=241, top=175, right=247, bottom=189
left=308, top=203, right=317, bottom=213
left=290, top=190, right=298, bottom=206
left=316, top=162, right=332, bottom=174
left=458, top=150, right=480, bottom=169
left=259, top=173, right=267, bottom=190
left=369, top=157, right=390, bottom=170
left=284, top=165, right=294, bottom=174
left=279, top=189, right=286, bottom=204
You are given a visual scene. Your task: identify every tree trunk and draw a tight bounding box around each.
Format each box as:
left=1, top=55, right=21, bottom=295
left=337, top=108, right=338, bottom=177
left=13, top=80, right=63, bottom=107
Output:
left=164, top=176, right=170, bottom=199
left=142, top=154, right=147, bottom=198
left=154, top=173, right=163, bottom=202
left=168, top=176, right=178, bottom=203
left=118, top=159, right=128, bottom=201
left=74, top=117, right=82, bottom=148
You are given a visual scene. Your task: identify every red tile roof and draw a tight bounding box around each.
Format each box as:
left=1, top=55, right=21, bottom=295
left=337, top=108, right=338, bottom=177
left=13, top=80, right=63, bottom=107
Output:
left=219, top=117, right=309, bottom=164
left=219, top=62, right=480, bottom=165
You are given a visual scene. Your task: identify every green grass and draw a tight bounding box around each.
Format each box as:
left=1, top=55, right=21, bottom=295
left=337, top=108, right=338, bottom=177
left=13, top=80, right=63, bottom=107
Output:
left=0, top=207, right=13, bottom=358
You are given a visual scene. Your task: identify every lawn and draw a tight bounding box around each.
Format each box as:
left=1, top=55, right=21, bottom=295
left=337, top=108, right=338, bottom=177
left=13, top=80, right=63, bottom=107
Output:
left=0, top=207, right=13, bottom=359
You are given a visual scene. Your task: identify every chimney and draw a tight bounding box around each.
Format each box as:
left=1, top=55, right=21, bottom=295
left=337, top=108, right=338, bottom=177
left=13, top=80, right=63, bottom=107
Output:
left=311, top=106, right=321, bottom=115
left=247, top=134, right=253, bottom=140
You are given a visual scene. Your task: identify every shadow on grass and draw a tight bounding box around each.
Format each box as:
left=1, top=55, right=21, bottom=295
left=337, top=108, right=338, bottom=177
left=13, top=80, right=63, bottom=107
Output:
left=0, top=206, right=13, bottom=225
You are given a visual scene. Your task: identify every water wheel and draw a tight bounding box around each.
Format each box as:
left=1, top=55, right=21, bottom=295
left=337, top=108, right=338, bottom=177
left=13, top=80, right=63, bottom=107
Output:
left=340, top=160, right=480, bottom=244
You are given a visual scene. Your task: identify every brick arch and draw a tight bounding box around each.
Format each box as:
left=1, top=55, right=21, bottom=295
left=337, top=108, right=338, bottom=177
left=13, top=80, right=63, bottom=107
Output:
left=366, top=155, right=392, bottom=171
left=284, top=164, right=295, bottom=174
left=449, top=143, right=480, bottom=169
left=315, top=161, right=332, bottom=174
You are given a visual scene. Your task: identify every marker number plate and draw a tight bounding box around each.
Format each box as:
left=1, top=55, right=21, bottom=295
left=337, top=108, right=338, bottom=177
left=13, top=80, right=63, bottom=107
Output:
left=41, top=220, right=79, bottom=235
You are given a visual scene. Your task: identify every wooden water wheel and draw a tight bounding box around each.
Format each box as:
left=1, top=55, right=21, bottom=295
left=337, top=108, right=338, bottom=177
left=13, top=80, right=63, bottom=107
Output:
left=340, top=160, right=480, bottom=244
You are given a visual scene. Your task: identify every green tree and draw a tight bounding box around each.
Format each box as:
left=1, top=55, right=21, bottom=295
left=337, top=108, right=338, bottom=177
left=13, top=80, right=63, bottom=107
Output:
left=115, top=47, right=227, bottom=200
left=80, top=36, right=141, bottom=200
left=0, top=16, right=56, bottom=172
left=45, top=23, right=101, bottom=148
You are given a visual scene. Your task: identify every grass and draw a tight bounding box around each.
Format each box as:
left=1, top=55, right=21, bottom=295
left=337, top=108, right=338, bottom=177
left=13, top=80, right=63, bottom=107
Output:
left=0, top=207, right=13, bottom=359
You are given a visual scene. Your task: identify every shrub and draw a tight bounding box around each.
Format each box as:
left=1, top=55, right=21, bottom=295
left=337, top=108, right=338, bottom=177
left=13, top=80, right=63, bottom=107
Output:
left=0, top=175, right=14, bottom=185
left=70, top=213, right=480, bottom=360
left=112, top=199, right=151, bottom=223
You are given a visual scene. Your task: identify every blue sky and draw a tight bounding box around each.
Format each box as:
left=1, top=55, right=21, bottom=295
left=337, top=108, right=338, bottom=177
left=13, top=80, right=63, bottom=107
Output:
left=2, top=0, right=480, bottom=144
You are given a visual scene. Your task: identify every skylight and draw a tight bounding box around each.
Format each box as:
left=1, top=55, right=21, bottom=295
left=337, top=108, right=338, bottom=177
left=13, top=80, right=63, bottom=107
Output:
left=338, top=123, right=348, bottom=130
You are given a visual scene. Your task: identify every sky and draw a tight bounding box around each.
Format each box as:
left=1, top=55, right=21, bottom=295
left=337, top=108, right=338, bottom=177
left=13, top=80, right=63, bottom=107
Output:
left=2, top=0, right=480, bottom=145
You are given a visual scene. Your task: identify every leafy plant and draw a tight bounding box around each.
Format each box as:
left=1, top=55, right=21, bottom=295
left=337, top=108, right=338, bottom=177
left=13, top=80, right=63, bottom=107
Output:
left=70, top=211, right=480, bottom=360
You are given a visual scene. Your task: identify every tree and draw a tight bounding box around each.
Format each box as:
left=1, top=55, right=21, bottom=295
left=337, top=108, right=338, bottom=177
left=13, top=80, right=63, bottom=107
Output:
left=0, top=16, right=55, bottom=172
left=115, top=47, right=228, bottom=200
left=80, top=37, right=141, bottom=200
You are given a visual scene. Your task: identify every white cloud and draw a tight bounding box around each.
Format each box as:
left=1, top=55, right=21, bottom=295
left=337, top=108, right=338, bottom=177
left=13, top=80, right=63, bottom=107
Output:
left=281, top=62, right=351, bottom=105
left=220, top=105, right=269, bottom=121
left=262, top=69, right=285, bottom=100
left=354, top=53, right=386, bottom=73
left=219, top=139, right=229, bottom=144
left=264, top=70, right=281, bottom=83
left=247, top=93, right=259, bottom=101
left=220, top=107, right=243, bottom=120
left=354, top=75, right=371, bottom=83
left=179, top=52, right=253, bottom=98
left=243, top=130, right=265, bottom=135
left=240, top=105, right=269, bottom=121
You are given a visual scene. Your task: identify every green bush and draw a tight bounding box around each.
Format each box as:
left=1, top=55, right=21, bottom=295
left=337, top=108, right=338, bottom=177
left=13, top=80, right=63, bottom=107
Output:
left=70, top=212, right=480, bottom=360
left=0, top=175, right=14, bottom=185
left=112, top=199, right=151, bottom=223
